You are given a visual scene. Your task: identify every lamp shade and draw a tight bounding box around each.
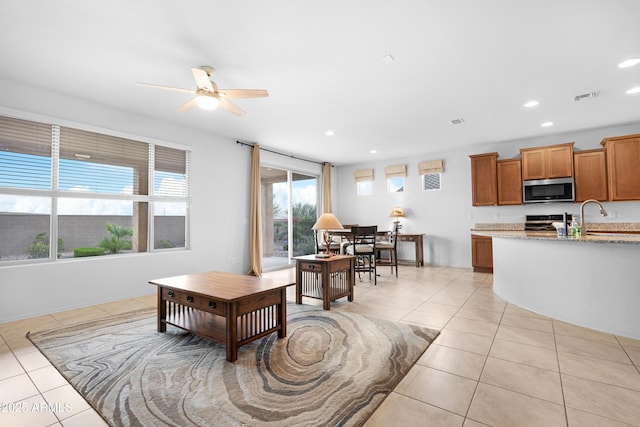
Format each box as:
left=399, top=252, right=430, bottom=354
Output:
left=389, top=207, right=405, bottom=218
left=312, top=213, right=343, bottom=230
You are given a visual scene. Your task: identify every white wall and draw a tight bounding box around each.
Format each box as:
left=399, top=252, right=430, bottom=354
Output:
left=1, top=77, right=639, bottom=321
left=0, top=79, right=253, bottom=322
left=334, top=122, right=640, bottom=268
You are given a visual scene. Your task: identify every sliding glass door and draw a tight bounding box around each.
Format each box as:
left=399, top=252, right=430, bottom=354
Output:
left=261, top=166, right=317, bottom=270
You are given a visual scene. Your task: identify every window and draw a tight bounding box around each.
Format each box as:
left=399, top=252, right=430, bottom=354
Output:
left=384, top=164, right=407, bottom=193
left=153, top=146, right=188, bottom=250
left=0, top=115, right=190, bottom=264
left=0, top=195, right=51, bottom=260
left=422, top=173, right=442, bottom=191
left=418, top=160, right=443, bottom=191
left=354, top=168, right=373, bottom=196
left=356, top=180, right=373, bottom=196
left=387, top=177, right=404, bottom=193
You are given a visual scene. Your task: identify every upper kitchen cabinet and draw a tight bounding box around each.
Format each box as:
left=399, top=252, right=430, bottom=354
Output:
left=520, top=142, right=574, bottom=180
left=470, top=153, right=497, bottom=206
left=574, top=148, right=608, bottom=202
left=601, top=134, right=640, bottom=201
left=497, top=158, right=522, bottom=205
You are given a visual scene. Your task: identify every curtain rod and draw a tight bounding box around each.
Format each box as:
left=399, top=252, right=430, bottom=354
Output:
left=236, top=140, right=330, bottom=166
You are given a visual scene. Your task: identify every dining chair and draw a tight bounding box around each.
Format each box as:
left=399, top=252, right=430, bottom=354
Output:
left=376, top=230, right=398, bottom=277
left=345, top=225, right=377, bottom=285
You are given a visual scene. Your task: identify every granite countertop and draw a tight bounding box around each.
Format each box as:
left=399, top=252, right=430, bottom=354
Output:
left=471, top=229, right=640, bottom=245
left=472, top=222, right=640, bottom=233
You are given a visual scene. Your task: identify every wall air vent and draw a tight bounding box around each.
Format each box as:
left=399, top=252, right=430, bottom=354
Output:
left=574, top=91, right=600, bottom=102
left=449, top=118, right=465, bottom=125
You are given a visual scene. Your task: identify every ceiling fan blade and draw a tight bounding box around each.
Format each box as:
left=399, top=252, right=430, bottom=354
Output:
left=191, top=67, right=214, bottom=92
left=219, top=98, right=245, bottom=116
left=136, top=82, right=194, bottom=94
left=177, top=97, right=198, bottom=112
left=218, top=89, right=269, bottom=99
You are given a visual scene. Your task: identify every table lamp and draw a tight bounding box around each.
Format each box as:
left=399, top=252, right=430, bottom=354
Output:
left=389, top=207, right=405, bottom=233
left=312, top=213, right=344, bottom=258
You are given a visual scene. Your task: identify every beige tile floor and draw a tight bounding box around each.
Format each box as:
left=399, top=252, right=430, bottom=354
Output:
left=1, top=265, right=639, bottom=426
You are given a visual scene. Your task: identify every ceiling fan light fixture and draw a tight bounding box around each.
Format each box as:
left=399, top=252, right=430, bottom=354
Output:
left=196, top=95, right=219, bottom=110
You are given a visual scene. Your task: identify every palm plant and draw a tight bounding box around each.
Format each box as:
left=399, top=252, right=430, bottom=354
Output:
left=99, top=223, right=133, bottom=254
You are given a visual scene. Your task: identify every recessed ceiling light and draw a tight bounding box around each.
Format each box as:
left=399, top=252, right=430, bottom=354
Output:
left=369, top=150, right=378, bottom=154
left=626, top=87, right=640, bottom=95
left=381, top=54, right=395, bottom=64
left=324, top=130, right=335, bottom=136
left=541, top=121, right=554, bottom=127
left=524, top=100, right=539, bottom=108
left=618, top=58, right=640, bottom=68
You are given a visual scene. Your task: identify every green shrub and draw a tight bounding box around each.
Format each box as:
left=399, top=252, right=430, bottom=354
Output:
left=27, top=232, right=65, bottom=259
left=157, top=240, right=175, bottom=249
left=73, top=247, right=105, bottom=257
left=98, top=223, right=133, bottom=254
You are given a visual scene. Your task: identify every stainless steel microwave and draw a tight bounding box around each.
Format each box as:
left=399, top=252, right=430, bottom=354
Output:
left=523, top=177, right=575, bottom=203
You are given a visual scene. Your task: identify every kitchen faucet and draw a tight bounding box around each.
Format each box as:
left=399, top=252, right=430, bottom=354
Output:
left=580, top=199, right=608, bottom=235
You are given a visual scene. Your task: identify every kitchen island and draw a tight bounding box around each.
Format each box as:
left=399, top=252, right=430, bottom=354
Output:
left=473, top=230, right=640, bottom=339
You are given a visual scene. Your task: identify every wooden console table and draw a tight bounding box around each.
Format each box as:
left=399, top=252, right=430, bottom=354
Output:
left=294, top=254, right=355, bottom=310
left=331, top=229, right=425, bottom=267
left=149, top=271, right=290, bottom=362
left=397, top=233, right=425, bottom=267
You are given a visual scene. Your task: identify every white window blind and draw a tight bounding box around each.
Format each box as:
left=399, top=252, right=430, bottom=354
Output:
left=354, top=168, right=374, bottom=182
left=384, top=164, right=407, bottom=179
left=0, top=116, right=52, bottom=190
left=418, top=159, right=444, bottom=175
left=154, top=145, right=188, bottom=197
left=58, top=127, right=149, bottom=195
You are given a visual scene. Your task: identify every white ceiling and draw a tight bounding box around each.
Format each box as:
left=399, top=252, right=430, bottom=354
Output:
left=1, top=1, right=639, bottom=165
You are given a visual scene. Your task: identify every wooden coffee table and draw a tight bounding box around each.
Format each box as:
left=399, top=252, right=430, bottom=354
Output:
left=149, top=271, right=291, bottom=362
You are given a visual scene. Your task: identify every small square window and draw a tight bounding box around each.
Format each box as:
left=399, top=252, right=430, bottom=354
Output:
left=422, top=173, right=441, bottom=191
left=387, top=177, right=404, bottom=193
left=357, top=180, right=373, bottom=196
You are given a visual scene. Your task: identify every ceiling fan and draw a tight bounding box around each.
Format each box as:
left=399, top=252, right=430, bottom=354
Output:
left=136, top=66, right=268, bottom=116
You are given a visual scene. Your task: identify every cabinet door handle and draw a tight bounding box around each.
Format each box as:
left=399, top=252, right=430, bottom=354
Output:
left=187, top=296, right=194, bottom=303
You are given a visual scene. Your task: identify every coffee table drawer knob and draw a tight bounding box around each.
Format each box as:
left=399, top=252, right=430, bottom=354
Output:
left=208, top=301, right=216, bottom=308
left=168, top=291, right=174, bottom=297
left=187, top=296, right=194, bottom=303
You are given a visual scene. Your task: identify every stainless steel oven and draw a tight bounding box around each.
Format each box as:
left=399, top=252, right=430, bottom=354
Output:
left=525, top=214, right=573, bottom=232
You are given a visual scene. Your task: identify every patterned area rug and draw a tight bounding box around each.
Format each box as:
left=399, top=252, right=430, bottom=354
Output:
left=27, top=304, right=438, bottom=427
